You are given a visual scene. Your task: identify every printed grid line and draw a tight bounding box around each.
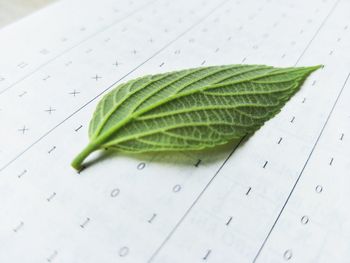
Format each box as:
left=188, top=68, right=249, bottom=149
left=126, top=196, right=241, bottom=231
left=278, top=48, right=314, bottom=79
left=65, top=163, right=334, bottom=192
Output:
left=253, top=1, right=342, bottom=261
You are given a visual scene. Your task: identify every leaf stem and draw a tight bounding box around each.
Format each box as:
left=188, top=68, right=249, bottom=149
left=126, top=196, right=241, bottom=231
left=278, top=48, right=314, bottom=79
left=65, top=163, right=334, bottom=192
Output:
left=71, top=143, right=98, bottom=171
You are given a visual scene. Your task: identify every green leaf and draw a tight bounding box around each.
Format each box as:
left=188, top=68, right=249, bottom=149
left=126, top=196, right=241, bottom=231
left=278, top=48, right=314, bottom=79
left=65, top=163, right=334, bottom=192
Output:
left=71, top=64, right=321, bottom=170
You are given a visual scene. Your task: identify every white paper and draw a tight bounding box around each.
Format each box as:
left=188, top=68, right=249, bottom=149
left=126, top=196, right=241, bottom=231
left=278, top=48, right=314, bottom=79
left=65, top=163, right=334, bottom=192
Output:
left=0, top=0, right=349, bottom=262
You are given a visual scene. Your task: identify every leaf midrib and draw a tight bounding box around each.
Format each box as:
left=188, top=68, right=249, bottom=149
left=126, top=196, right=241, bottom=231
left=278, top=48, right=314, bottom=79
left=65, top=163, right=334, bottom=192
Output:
left=105, top=119, right=260, bottom=147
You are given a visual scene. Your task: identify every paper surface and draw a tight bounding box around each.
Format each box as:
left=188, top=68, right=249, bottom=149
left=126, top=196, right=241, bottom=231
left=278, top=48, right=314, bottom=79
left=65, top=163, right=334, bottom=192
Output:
left=0, top=0, right=349, bottom=262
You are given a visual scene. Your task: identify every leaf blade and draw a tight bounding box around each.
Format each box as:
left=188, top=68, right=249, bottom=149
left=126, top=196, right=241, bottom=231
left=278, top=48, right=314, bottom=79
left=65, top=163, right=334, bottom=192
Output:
left=71, top=64, right=321, bottom=170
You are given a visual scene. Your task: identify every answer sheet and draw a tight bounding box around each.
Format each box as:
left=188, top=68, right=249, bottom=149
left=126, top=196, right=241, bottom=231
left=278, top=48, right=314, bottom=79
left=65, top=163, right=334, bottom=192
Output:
left=0, top=0, right=349, bottom=262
